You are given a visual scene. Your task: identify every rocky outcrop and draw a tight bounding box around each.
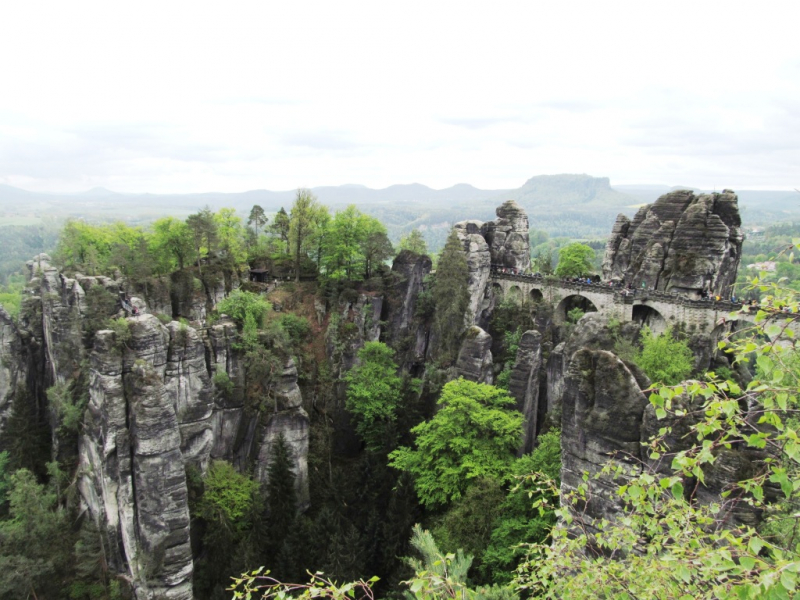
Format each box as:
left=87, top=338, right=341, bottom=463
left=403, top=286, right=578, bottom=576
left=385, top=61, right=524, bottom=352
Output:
left=453, top=221, right=493, bottom=326
left=326, top=294, right=384, bottom=376
left=603, top=190, right=743, bottom=297
left=455, top=326, right=493, bottom=384
left=79, top=318, right=195, bottom=600
left=385, top=250, right=432, bottom=357
left=559, top=348, right=651, bottom=534
left=253, top=358, right=310, bottom=509
left=482, top=200, right=531, bottom=272
left=560, top=345, right=769, bottom=536
left=0, top=306, right=25, bottom=438
left=507, top=331, right=543, bottom=454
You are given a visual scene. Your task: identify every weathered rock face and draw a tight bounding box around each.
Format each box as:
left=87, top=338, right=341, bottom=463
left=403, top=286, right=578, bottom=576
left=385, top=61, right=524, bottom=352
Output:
left=603, top=190, right=743, bottom=297
left=455, top=326, right=494, bottom=384
left=385, top=250, right=432, bottom=362
left=507, top=331, right=542, bottom=454
left=560, top=345, right=769, bottom=536
left=326, top=293, right=384, bottom=377
left=482, top=200, right=531, bottom=272
left=79, top=318, right=196, bottom=600
left=560, top=348, right=651, bottom=534
left=453, top=221, right=493, bottom=326
left=0, top=306, right=25, bottom=438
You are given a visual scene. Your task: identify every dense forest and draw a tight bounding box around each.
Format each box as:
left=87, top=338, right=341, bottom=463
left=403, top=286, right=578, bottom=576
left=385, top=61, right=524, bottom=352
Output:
left=0, top=191, right=799, bottom=600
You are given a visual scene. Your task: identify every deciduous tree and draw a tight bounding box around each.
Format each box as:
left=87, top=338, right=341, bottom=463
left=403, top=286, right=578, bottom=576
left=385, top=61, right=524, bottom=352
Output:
left=554, top=242, right=594, bottom=278
left=389, top=378, right=522, bottom=507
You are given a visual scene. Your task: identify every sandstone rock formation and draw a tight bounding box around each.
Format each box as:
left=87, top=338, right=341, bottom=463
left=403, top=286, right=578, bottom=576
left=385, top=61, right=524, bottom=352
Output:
left=455, top=326, right=494, bottom=384
left=482, top=200, right=531, bottom=272
left=603, top=190, right=743, bottom=297
left=454, top=220, right=493, bottom=326
left=79, top=319, right=196, bottom=600
left=560, top=344, right=769, bottom=537
left=560, top=348, right=649, bottom=534
left=452, top=201, right=532, bottom=327
left=0, top=305, right=25, bottom=438
left=507, top=330, right=543, bottom=454
left=385, top=249, right=432, bottom=367
left=0, top=255, right=311, bottom=599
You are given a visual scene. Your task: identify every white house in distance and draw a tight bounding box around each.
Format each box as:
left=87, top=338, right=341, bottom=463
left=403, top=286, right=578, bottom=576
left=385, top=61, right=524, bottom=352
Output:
left=747, top=261, right=777, bottom=272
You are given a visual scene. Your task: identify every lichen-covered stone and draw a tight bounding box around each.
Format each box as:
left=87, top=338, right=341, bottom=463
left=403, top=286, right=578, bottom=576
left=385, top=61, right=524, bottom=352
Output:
left=453, top=221, right=492, bottom=326
left=455, top=326, right=493, bottom=384
left=603, top=190, right=743, bottom=297
left=482, top=200, right=531, bottom=272
left=560, top=348, right=649, bottom=533
left=507, top=330, right=542, bottom=454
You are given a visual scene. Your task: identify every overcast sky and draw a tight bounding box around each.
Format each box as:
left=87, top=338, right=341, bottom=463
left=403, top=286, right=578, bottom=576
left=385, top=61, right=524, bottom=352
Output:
left=1, top=1, right=798, bottom=194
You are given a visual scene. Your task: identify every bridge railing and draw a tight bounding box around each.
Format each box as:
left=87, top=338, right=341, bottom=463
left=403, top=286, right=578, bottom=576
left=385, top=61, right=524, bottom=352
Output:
left=489, top=267, right=745, bottom=311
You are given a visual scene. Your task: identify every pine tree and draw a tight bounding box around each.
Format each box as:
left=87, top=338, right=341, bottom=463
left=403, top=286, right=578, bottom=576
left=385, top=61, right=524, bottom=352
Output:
left=432, top=229, right=470, bottom=363
left=265, top=434, right=297, bottom=575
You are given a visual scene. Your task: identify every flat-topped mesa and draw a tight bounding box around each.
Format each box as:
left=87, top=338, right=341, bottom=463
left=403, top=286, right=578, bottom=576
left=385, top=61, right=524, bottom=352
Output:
left=482, top=200, right=531, bottom=272
left=602, top=189, right=743, bottom=298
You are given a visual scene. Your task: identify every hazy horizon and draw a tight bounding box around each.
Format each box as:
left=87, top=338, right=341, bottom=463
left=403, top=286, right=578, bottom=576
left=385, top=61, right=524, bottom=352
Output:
left=1, top=1, right=798, bottom=195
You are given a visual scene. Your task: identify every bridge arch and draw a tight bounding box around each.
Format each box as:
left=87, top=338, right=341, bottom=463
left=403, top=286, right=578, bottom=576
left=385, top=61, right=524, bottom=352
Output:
left=632, top=304, right=668, bottom=335
left=491, top=282, right=504, bottom=300
left=508, top=285, right=523, bottom=304
left=530, top=288, right=544, bottom=303
left=556, top=294, right=598, bottom=323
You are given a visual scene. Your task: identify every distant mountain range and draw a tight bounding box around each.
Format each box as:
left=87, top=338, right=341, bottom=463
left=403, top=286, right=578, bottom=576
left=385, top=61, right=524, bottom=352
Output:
left=1, top=176, right=797, bottom=243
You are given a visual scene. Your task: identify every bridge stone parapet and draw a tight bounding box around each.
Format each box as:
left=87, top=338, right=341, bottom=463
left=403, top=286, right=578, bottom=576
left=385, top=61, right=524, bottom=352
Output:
left=490, top=271, right=744, bottom=335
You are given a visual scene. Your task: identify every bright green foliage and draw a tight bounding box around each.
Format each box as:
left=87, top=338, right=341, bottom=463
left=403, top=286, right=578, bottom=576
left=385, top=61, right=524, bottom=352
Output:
left=150, top=216, right=195, bottom=271
left=432, top=229, right=470, bottom=363
left=290, top=189, right=323, bottom=282
left=277, top=313, right=311, bottom=346
left=107, top=318, right=132, bottom=352
left=634, top=326, right=693, bottom=385
left=566, top=306, right=585, bottom=324
left=360, top=218, right=393, bottom=279
left=198, top=460, right=260, bottom=531
left=398, top=230, right=429, bottom=256
left=230, top=570, right=378, bottom=600
left=56, top=220, right=146, bottom=275
left=554, top=242, right=594, bottom=278
left=516, top=272, right=800, bottom=599
left=0, top=281, right=25, bottom=319
left=47, top=381, right=86, bottom=433
left=405, top=524, right=518, bottom=600
left=215, top=207, right=247, bottom=268
left=481, top=431, right=561, bottom=584
left=216, top=289, right=272, bottom=329
left=389, top=378, right=523, bottom=507
left=321, top=206, right=393, bottom=280
left=344, top=342, right=403, bottom=452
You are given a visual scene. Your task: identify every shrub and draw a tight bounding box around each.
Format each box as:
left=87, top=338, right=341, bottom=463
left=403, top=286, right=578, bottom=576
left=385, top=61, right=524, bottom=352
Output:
left=278, top=313, right=311, bottom=345
left=633, top=326, right=693, bottom=385
left=216, top=289, right=271, bottom=329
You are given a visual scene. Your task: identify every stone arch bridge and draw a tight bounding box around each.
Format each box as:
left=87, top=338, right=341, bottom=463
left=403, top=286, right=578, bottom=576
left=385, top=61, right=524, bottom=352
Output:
left=490, top=271, right=785, bottom=337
